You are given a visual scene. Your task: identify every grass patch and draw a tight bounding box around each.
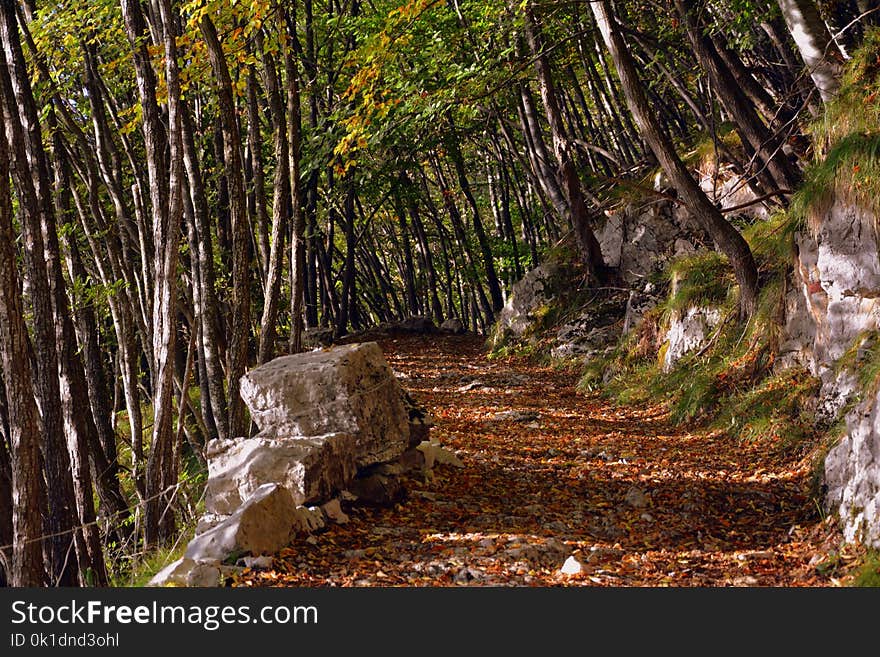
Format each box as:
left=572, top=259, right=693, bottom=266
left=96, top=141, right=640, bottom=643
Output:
left=790, top=132, right=880, bottom=231
left=662, top=251, right=734, bottom=318
left=852, top=550, right=880, bottom=586
left=110, top=526, right=195, bottom=587
left=811, top=28, right=880, bottom=156
left=793, top=29, right=880, bottom=230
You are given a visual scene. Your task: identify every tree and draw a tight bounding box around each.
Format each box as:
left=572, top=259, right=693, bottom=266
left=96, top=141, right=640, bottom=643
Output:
left=590, top=0, right=759, bottom=317
left=775, top=0, right=844, bottom=102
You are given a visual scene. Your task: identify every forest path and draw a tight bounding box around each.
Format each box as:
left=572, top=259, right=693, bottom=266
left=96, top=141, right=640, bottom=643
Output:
left=237, top=334, right=847, bottom=587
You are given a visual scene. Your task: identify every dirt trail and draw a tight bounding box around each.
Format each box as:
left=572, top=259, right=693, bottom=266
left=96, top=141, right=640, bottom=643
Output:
left=237, top=334, right=851, bottom=587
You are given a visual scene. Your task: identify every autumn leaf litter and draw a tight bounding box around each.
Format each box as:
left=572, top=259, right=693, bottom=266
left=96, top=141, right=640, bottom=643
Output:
left=234, top=334, right=863, bottom=587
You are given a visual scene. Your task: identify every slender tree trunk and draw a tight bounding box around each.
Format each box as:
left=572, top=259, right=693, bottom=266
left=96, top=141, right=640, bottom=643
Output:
left=590, top=0, right=759, bottom=317
left=775, top=0, right=844, bottom=102
left=256, top=29, right=290, bottom=364
left=675, top=0, right=800, bottom=194
left=523, top=5, right=606, bottom=278
left=201, top=16, right=250, bottom=439
left=0, top=82, right=45, bottom=587
left=180, top=108, right=228, bottom=443
left=285, top=5, right=307, bottom=355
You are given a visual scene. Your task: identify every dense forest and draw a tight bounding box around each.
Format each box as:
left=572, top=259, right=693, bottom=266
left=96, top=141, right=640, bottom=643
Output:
left=0, top=0, right=876, bottom=587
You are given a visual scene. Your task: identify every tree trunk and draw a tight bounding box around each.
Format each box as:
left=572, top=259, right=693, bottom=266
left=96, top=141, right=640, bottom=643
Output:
left=523, top=7, right=606, bottom=278
left=201, top=16, right=250, bottom=439
left=256, top=29, right=289, bottom=364
left=775, top=0, right=844, bottom=102
left=590, top=0, right=759, bottom=317
left=0, top=81, right=45, bottom=587
left=285, top=5, right=307, bottom=355
left=675, top=0, right=800, bottom=195
left=0, top=2, right=80, bottom=585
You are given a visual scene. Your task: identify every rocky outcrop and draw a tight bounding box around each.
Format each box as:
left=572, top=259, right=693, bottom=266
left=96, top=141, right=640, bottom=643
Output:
left=789, top=203, right=880, bottom=418
left=825, top=398, right=880, bottom=546
left=780, top=199, right=880, bottom=547
left=489, top=262, right=564, bottom=348
left=661, top=307, right=723, bottom=372
left=596, top=199, right=709, bottom=285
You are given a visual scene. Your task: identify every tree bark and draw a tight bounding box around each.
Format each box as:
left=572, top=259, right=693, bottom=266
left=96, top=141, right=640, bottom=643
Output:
left=523, top=7, right=606, bottom=278
left=775, top=0, right=844, bottom=102
left=0, top=80, right=45, bottom=587
left=201, top=16, right=250, bottom=439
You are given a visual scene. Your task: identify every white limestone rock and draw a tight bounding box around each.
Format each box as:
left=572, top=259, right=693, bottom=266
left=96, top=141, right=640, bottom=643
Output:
left=205, top=433, right=357, bottom=515
left=148, top=558, right=221, bottom=588
left=239, top=342, right=411, bottom=467
left=186, top=484, right=298, bottom=563
left=559, top=555, right=587, bottom=576
left=824, top=394, right=880, bottom=547
left=662, top=306, right=722, bottom=372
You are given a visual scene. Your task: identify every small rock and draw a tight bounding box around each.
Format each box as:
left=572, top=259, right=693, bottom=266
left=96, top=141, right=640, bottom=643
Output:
left=454, top=567, right=480, bottom=584
left=560, top=555, right=586, bottom=575
left=624, top=486, right=649, bottom=508
left=416, top=440, right=464, bottom=468
left=321, top=498, right=350, bottom=525
left=344, top=549, right=366, bottom=559
left=238, top=555, right=274, bottom=569
left=305, top=535, right=318, bottom=545
left=348, top=473, right=406, bottom=506
left=440, top=318, right=465, bottom=334
left=640, top=512, right=655, bottom=522
left=292, top=505, right=326, bottom=533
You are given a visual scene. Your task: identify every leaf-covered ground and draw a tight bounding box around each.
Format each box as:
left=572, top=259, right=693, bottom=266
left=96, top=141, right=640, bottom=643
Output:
left=235, top=333, right=863, bottom=587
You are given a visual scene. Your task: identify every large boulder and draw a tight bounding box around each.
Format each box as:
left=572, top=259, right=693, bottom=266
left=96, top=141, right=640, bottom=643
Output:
left=489, top=263, right=564, bottom=348
left=205, top=433, right=358, bottom=515
left=240, top=342, right=410, bottom=466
